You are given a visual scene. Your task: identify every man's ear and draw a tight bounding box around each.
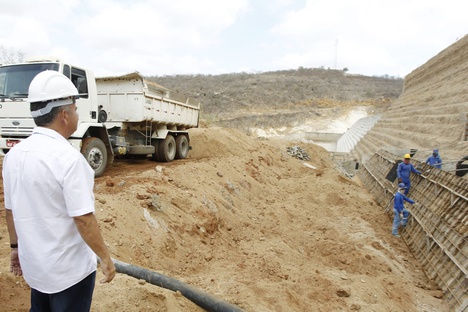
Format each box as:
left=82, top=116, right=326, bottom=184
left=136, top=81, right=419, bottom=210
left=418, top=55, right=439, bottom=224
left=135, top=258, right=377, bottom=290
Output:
left=61, top=108, right=70, bottom=123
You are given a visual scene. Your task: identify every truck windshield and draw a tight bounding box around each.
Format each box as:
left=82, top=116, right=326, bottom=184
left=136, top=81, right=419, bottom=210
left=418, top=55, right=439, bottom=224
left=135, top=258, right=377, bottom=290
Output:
left=0, top=63, right=59, bottom=99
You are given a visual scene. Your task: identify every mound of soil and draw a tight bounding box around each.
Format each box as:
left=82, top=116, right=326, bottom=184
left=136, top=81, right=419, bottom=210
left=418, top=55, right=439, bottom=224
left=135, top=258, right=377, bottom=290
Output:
left=0, top=127, right=448, bottom=311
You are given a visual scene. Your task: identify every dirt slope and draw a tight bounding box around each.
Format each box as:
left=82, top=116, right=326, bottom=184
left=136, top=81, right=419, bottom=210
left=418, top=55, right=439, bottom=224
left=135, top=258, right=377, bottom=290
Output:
left=0, top=127, right=448, bottom=311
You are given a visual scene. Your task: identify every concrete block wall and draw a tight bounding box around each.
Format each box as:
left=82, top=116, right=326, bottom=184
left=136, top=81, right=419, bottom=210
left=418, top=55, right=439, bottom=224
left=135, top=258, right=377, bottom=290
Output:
left=352, top=35, right=468, bottom=166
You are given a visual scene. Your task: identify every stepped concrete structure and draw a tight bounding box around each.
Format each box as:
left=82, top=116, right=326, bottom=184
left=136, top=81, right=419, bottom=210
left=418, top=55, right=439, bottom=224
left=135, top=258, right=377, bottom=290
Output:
left=354, top=36, right=468, bottom=312
left=336, top=115, right=381, bottom=153
left=353, top=35, right=468, bottom=171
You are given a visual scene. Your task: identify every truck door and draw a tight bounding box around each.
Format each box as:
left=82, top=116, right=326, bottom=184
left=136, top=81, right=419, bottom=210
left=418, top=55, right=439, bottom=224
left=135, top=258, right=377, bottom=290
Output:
left=63, top=65, right=95, bottom=124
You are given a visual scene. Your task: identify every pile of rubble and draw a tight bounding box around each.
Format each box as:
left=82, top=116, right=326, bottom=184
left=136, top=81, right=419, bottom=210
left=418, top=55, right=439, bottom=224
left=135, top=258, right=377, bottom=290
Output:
left=286, top=146, right=311, bottom=161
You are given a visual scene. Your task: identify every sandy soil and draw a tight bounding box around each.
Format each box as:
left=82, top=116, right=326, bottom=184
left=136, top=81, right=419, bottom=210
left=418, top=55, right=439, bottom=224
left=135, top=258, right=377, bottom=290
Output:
left=0, top=127, right=448, bottom=311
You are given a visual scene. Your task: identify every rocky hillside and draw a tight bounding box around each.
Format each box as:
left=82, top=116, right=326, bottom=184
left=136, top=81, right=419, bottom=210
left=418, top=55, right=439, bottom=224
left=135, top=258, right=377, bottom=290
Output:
left=149, top=68, right=403, bottom=132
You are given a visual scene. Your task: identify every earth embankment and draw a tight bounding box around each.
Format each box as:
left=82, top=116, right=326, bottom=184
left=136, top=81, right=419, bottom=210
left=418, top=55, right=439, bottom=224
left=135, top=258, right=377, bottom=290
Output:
left=354, top=35, right=468, bottom=166
left=0, top=127, right=448, bottom=311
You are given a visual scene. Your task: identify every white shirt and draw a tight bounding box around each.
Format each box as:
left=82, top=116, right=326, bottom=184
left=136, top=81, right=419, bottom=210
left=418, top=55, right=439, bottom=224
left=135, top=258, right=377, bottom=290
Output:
left=3, top=127, right=96, bottom=293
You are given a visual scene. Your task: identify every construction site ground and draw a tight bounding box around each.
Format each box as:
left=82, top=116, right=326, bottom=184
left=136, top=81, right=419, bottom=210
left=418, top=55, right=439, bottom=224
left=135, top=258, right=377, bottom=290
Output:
left=0, top=127, right=449, bottom=311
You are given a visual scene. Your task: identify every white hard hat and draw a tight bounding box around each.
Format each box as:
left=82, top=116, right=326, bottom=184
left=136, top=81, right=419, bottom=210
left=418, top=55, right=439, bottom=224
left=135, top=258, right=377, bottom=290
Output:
left=28, top=70, right=79, bottom=117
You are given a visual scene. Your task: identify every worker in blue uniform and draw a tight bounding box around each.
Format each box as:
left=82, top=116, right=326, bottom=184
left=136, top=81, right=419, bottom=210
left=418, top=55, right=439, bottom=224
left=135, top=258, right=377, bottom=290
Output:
left=426, top=148, right=442, bottom=169
left=392, top=183, right=416, bottom=238
left=397, top=154, right=421, bottom=195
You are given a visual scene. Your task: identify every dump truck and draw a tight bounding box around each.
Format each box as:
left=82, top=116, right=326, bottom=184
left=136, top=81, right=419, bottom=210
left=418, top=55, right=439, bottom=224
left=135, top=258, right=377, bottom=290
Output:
left=0, top=58, right=200, bottom=176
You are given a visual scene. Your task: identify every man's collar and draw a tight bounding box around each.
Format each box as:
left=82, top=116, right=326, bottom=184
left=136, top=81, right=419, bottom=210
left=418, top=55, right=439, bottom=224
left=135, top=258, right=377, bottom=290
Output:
left=32, top=127, right=68, bottom=142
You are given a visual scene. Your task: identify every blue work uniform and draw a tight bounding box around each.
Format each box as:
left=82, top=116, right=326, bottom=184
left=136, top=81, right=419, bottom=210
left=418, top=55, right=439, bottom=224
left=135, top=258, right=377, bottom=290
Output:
left=397, top=162, right=421, bottom=195
left=392, top=192, right=414, bottom=235
left=426, top=155, right=442, bottom=169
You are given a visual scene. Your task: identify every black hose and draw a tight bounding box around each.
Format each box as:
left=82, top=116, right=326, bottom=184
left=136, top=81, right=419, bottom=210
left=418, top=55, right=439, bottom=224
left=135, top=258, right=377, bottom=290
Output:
left=113, top=258, right=245, bottom=312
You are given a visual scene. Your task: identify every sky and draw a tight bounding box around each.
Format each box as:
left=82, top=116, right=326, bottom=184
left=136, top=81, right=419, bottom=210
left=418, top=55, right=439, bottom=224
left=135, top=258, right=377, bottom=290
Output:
left=0, top=0, right=466, bottom=78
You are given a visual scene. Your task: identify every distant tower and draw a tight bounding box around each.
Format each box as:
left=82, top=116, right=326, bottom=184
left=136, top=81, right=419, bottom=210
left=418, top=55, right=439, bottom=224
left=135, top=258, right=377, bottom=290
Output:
left=335, top=39, right=338, bottom=69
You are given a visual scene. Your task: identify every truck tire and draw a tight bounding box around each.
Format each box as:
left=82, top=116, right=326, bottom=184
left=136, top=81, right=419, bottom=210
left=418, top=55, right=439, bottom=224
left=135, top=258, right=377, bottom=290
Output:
left=175, top=134, right=189, bottom=159
left=151, top=139, right=161, bottom=162
left=81, top=137, right=108, bottom=177
left=158, top=134, right=176, bottom=162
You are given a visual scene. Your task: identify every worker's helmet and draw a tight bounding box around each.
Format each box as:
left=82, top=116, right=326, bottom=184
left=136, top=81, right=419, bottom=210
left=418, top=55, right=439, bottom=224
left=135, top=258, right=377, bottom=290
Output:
left=404, top=154, right=411, bottom=159
left=28, top=70, right=79, bottom=117
left=398, top=183, right=406, bottom=189
left=433, top=148, right=438, bottom=154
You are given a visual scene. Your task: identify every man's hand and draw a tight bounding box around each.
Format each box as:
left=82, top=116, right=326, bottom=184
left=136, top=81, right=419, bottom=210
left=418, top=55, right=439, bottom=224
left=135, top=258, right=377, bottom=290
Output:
left=399, top=213, right=403, bottom=219
left=99, top=257, right=116, bottom=283
left=10, top=249, right=22, bottom=276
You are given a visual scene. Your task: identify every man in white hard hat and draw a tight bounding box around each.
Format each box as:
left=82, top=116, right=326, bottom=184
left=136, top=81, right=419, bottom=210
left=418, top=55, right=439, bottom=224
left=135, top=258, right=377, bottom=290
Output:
left=396, top=153, right=421, bottom=195
left=3, top=70, right=115, bottom=311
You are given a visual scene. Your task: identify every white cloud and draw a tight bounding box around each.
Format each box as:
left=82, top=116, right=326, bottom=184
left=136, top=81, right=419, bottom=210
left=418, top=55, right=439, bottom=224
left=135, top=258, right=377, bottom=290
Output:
left=0, top=0, right=467, bottom=77
left=71, top=0, right=249, bottom=75
left=269, top=0, right=467, bottom=76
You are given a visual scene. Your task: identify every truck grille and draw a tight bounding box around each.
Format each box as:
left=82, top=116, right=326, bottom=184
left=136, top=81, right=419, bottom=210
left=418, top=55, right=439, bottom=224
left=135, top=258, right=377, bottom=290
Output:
left=1, top=127, right=34, bottom=137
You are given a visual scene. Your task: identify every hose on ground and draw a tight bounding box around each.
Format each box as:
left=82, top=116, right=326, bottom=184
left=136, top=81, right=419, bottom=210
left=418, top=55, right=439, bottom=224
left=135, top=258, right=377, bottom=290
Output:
left=113, top=258, right=245, bottom=312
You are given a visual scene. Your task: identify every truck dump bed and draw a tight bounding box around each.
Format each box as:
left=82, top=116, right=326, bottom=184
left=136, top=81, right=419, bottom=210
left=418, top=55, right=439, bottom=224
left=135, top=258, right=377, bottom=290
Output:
left=96, top=72, right=200, bottom=127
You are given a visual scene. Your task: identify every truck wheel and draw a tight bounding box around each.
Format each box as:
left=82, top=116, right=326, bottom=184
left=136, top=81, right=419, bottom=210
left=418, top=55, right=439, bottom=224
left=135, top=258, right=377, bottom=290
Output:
left=151, top=139, right=161, bottom=161
left=175, top=135, right=189, bottom=159
left=81, top=137, right=108, bottom=177
left=158, top=134, right=176, bottom=162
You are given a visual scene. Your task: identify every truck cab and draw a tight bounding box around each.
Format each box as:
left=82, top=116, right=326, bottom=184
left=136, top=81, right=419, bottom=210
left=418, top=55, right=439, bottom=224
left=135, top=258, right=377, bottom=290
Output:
left=0, top=58, right=113, bottom=176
